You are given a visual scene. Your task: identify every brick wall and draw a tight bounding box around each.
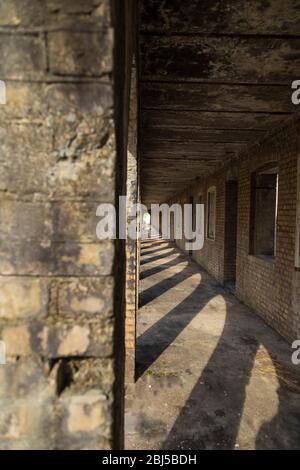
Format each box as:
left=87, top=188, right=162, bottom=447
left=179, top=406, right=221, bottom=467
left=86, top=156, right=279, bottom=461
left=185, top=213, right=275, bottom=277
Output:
left=0, top=0, right=129, bottom=450
left=236, top=118, right=300, bottom=341
left=170, top=117, right=300, bottom=342
left=170, top=172, right=226, bottom=284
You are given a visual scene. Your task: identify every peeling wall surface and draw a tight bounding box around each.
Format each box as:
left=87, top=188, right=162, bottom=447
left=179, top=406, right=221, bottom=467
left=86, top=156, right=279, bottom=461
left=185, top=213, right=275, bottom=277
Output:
left=0, top=0, right=126, bottom=450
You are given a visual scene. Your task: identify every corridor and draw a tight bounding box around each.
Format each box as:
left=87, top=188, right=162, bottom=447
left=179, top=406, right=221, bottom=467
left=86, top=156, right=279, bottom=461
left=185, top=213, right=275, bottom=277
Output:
left=125, top=239, right=300, bottom=450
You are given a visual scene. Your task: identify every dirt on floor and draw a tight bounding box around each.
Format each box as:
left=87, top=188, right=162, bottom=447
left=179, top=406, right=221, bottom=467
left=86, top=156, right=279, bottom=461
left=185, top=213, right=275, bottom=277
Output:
left=125, top=239, right=300, bottom=450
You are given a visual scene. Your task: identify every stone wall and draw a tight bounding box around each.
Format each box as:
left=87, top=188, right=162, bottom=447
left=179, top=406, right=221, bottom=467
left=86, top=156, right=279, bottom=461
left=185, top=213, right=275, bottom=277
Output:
left=170, top=117, right=300, bottom=342
left=0, top=0, right=128, bottom=450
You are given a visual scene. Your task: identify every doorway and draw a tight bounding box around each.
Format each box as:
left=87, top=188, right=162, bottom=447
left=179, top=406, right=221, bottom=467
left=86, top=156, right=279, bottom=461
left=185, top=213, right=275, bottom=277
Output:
left=224, top=180, right=238, bottom=290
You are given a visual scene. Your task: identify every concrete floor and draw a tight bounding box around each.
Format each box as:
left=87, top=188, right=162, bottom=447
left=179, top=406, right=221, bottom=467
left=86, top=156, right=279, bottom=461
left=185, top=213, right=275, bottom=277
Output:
left=125, top=239, right=300, bottom=450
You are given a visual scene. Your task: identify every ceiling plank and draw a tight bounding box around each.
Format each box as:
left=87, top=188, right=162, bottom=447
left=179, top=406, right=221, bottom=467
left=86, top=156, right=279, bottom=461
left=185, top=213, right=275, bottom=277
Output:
left=141, top=140, right=243, bottom=157
left=140, top=0, right=300, bottom=36
left=141, top=110, right=288, bottom=130
left=140, top=36, right=300, bottom=84
left=141, top=127, right=265, bottom=143
left=140, top=83, right=294, bottom=113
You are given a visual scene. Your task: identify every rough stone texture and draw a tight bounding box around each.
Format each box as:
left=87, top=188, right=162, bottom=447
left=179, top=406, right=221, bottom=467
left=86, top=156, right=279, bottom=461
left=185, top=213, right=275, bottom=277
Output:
left=0, top=0, right=111, bottom=29
left=0, top=0, right=124, bottom=450
left=0, top=0, right=45, bottom=27
left=0, top=35, right=47, bottom=80
left=48, top=31, right=112, bottom=77
left=0, top=277, right=48, bottom=320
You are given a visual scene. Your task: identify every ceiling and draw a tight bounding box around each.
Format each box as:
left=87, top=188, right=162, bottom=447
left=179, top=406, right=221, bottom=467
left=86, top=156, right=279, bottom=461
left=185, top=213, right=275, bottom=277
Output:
left=138, top=0, right=300, bottom=206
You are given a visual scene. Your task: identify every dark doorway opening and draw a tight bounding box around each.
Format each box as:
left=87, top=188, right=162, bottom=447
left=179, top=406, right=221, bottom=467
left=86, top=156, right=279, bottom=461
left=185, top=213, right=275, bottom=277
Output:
left=224, top=180, right=238, bottom=290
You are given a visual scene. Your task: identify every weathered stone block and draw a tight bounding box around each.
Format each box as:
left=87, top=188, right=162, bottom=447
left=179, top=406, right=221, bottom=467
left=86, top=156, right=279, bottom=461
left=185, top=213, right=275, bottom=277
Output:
left=0, top=122, right=115, bottom=199
left=0, top=0, right=45, bottom=26
left=0, top=201, right=52, bottom=241
left=46, top=83, right=113, bottom=116
left=29, top=319, right=114, bottom=357
left=52, top=202, right=101, bottom=242
left=51, top=109, right=115, bottom=193
left=0, top=82, right=47, bottom=120
left=0, top=35, right=46, bottom=79
left=52, top=116, right=113, bottom=159
left=0, top=123, right=52, bottom=194
left=0, top=397, right=54, bottom=443
left=55, top=389, right=112, bottom=449
left=46, top=0, right=111, bottom=30
left=45, top=0, right=110, bottom=32
left=48, top=31, right=112, bottom=76
left=0, top=357, right=55, bottom=399
left=0, top=319, right=113, bottom=358
left=54, top=242, right=114, bottom=276
left=0, top=240, right=54, bottom=276
left=0, top=277, right=48, bottom=320
left=48, top=129, right=116, bottom=199
left=63, top=391, right=110, bottom=432
left=1, top=325, right=32, bottom=356
left=57, top=277, right=114, bottom=318
left=0, top=240, right=114, bottom=276
left=0, top=200, right=102, bottom=243
left=47, top=0, right=104, bottom=15
left=1, top=82, right=113, bottom=122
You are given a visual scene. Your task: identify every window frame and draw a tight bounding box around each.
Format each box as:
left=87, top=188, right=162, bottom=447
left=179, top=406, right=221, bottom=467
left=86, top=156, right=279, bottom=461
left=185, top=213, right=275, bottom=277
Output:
left=249, top=163, right=278, bottom=259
